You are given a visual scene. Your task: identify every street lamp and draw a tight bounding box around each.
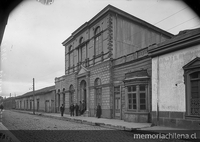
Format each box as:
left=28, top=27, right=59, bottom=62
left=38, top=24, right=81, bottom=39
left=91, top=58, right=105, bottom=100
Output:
left=33, top=78, right=35, bottom=115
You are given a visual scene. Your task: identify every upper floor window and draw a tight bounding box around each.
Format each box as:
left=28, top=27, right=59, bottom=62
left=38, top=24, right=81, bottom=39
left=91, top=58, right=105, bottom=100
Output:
left=79, top=37, right=83, bottom=44
left=69, top=45, right=73, bottom=67
left=79, top=37, right=86, bottom=62
left=183, top=57, right=200, bottom=117
left=94, top=27, right=102, bottom=56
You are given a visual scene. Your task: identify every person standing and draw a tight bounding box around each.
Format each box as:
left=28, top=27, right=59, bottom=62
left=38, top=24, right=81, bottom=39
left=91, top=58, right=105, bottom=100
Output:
left=70, top=103, right=74, bottom=116
left=74, top=103, right=79, bottom=116
left=60, top=104, right=65, bottom=117
left=96, top=103, right=102, bottom=118
left=82, top=100, right=86, bottom=114
left=79, top=101, right=82, bottom=115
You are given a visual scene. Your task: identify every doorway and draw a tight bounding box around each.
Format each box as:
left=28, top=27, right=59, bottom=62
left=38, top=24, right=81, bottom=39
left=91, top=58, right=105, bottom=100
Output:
left=80, top=80, right=87, bottom=110
left=114, top=86, right=121, bottom=119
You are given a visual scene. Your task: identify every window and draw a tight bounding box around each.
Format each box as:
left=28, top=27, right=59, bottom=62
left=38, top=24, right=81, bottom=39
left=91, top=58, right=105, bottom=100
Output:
left=127, top=84, right=147, bottom=111
left=95, top=78, right=102, bottom=105
left=94, top=27, right=102, bottom=56
left=183, top=57, right=200, bottom=117
left=114, top=87, right=120, bottom=110
left=79, top=37, right=86, bottom=62
left=69, top=45, right=73, bottom=67
left=69, top=85, right=74, bottom=104
left=188, top=72, right=200, bottom=116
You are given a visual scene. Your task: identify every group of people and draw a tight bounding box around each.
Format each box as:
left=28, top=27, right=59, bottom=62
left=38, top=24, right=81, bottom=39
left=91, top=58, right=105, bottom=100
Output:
left=60, top=101, right=102, bottom=118
left=69, top=100, right=86, bottom=117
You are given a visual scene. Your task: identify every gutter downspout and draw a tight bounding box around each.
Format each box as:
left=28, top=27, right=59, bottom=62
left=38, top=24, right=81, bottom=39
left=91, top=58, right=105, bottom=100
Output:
left=156, top=56, right=160, bottom=125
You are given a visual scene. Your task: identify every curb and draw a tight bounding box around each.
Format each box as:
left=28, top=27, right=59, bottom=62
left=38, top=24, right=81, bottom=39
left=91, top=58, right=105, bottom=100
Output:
left=14, top=110, right=154, bottom=131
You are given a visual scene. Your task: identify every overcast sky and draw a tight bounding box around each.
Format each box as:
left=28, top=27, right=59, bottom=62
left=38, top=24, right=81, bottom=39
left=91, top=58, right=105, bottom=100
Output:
left=1, top=0, right=200, bottom=97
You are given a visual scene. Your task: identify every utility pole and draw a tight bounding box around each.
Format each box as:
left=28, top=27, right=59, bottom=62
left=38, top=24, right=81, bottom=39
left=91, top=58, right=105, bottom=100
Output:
left=33, top=78, right=35, bottom=115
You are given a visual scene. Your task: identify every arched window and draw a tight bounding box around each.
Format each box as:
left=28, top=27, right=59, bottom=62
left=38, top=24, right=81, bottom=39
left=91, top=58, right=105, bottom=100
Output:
left=95, top=78, right=102, bottom=106
left=79, top=37, right=83, bottom=44
left=69, top=45, right=73, bottom=67
left=79, top=37, right=86, bottom=62
left=69, top=85, right=75, bottom=105
left=94, top=27, right=102, bottom=56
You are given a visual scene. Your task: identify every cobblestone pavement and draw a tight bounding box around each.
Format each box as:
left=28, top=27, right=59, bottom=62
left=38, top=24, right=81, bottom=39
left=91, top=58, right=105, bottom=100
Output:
left=2, top=110, right=189, bottom=142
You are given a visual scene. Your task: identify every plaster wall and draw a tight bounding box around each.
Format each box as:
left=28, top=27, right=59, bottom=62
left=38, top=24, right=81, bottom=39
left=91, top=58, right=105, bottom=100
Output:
left=152, top=44, right=200, bottom=112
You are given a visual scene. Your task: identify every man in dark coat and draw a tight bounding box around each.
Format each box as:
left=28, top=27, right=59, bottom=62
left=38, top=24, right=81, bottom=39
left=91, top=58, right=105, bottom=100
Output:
left=79, top=101, right=82, bottom=115
left=69, top=103, right=74, bottom=116
left=96, top=103, right=102, bottom=118
left=74, top=103, right=79, bottom=116
left=82, top=100, right=86, bottom=114
left=60, top=104, right=65, bottom=117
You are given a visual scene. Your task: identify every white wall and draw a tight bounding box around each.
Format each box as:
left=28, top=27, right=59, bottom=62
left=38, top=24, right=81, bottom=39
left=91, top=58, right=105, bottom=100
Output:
left=152, top=44, right=200, bottom=112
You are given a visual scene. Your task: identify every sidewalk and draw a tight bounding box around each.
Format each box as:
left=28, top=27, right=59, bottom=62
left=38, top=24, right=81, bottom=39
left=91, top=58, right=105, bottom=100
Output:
left=12, top=109, right=189, bottom=132
left=0, top=122, right=20, bottom=142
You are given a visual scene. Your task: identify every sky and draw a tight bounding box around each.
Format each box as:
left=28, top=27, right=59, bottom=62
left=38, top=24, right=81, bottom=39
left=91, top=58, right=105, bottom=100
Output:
left=1, top=0, right=200, bottom=97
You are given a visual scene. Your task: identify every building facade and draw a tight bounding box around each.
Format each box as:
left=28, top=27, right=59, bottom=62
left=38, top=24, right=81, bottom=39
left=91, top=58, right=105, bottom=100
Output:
left=149, top=28, right=200, bottom=129
left=55, top=5, right=173, bottom=122
left=15, top=86, right=56, bottom=113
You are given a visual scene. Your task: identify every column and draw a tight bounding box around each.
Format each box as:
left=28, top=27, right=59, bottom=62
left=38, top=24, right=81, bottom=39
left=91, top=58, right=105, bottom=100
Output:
left=86, top=74, right=90, bottom=112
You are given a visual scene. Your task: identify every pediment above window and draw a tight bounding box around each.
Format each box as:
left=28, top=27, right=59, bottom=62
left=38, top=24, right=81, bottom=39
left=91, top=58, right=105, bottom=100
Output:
left=77, top=65, right=89, bottom=76
left=124, top=70, right=150, bottom=84
left=183, top=57, right=200, bottom=70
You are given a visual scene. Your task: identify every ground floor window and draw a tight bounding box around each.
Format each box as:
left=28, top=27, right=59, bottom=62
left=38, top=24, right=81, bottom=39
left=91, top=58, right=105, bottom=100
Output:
left=95, top=78, right=102, bottom=106
left=183, top=57, right=200, bottom=117
left=127, top=84, right=147, bottom=111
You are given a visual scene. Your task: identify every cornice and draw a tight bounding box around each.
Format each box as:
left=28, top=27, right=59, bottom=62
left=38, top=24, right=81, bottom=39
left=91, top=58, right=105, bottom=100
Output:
left=62, top=5, right=173, bottom=46
left=149, top=30, right=200, bottom=57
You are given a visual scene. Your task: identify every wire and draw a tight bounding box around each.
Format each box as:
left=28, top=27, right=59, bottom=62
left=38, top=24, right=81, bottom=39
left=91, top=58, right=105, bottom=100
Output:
left=154, top=7, right=188, bottom=25
left=167, top=16, right=198, bottom=31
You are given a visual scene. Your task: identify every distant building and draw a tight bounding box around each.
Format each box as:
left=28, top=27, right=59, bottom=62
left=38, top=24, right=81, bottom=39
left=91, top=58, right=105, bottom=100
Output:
left=55, top=5, right=172, bottom=122
left=15, top=86, right=56, bottom=113
left=149, top=28, right=200, bottom=129
left=0, top=96, right=3, bottom=104
left=3, top=97, right=15, bottom=109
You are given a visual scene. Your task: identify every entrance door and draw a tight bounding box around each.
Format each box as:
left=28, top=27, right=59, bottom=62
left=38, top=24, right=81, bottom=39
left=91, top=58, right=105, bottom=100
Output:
left=30, top=101, right=32, bottom=110
left=96, top=89, right=101, bottom=105
left=80, top=80, right=87, bottom=110
left=69, top=85, right=74, bottom=105
left=37, top=99, right=39, bottom=111
left=45, top=100, right=50, bottom=112
left=51, top=100, right=54, bottom=113
left=114, top=86, right=121, bottom=119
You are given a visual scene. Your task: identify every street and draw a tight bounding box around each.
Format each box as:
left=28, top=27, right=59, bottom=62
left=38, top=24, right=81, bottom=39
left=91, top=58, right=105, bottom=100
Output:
left=2, top=110, right=186, bottom=142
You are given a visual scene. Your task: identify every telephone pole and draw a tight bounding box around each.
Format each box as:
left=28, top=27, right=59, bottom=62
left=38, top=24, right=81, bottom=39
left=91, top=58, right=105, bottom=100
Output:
left=33, top=78, right=35, bottom=115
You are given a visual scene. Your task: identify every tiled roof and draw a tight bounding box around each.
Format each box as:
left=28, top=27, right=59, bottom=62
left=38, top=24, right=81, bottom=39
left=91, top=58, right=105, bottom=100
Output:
left=16, top=85, right=55, bottom=99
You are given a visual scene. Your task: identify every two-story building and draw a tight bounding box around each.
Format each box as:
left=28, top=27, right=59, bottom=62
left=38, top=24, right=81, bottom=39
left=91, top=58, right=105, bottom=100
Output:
left=55, top=5, right=173, bottom=122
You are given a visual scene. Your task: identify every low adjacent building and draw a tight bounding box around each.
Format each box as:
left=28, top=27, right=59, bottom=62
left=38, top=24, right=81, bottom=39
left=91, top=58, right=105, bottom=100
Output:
left=15, top=85, right=56, bottom=113
left=149, top=28, right=200, bottom=129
